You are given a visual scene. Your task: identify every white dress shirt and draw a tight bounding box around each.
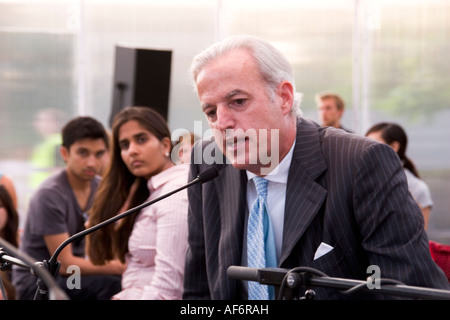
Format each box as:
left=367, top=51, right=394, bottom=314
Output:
left=246, top=141, right=295, bottom=262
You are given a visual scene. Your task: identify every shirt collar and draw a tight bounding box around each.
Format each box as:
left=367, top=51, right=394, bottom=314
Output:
left=147, top=164, right=188, bottom=192
left=246, top=139, right=295, bottom=184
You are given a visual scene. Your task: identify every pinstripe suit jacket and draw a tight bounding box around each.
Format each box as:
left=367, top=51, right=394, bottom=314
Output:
left=183, top=118, right=450, bottom=300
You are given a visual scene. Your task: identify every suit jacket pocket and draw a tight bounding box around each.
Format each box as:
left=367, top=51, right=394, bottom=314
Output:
left=311, top=243, right=344, bottom=274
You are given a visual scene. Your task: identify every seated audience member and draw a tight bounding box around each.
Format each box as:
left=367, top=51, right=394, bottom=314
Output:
left=365, top=122, right=433, bottom=230
left=12, top=116, right=124, bottom=300
left=0, top=173, right=18, bottom=210
left=86, top=106, right=189, bottom=300
left=175, top=132, right=199, bottom=164
left=0, top=185, right=20, bottom=300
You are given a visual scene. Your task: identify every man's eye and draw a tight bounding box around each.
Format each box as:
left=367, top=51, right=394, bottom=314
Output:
left=78, top=150, right=89, bottom=157
left=96, top=151, right=106, bottom=158
left=231, top=98, right=246, bottom=106
left=205, top=110, right=216, bottom=119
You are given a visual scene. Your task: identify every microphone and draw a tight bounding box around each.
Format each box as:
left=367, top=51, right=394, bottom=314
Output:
left=35, top=167, right=218, bottom=299
left=227, top=265, right=450, bottom=300
left=195, top=166, right=220, bottom=183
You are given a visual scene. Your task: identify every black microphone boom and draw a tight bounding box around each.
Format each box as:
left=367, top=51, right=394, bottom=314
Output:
left=227, top=266, right=450, bottom=300
left=48, top=166, right=218, bottom=266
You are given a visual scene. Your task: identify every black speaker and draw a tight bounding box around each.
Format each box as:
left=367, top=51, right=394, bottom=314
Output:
left=109, top=45, right=172, bottom=126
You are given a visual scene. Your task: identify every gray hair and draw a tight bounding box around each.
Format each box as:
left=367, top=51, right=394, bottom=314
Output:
left=190, top=35, right=303, bottom=117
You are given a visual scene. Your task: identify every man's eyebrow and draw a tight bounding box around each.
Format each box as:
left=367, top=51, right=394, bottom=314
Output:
left=224, top=89, right=244, bottom=100
left=202, top=103, right=213, bottom=112
left=201, top=90, right=246, bottom=111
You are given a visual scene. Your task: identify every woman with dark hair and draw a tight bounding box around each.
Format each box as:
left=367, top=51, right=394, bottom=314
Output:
left=0, top=173, right=17, bottom=210
left=366, top=122, right=433, bottom=230
left=0, top=184, right=19, bottom=299
left=86, top=106, right=189, bottom=300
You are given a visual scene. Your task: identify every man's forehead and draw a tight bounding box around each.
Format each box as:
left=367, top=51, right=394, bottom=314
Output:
left=68, top=139, right=107, bottom=150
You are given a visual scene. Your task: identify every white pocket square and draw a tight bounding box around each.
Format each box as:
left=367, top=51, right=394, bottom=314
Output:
left=313, top=242, right=334, bottom=260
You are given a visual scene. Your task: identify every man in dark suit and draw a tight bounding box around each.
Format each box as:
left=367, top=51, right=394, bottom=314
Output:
left=183, top=35, right=450, bottom=300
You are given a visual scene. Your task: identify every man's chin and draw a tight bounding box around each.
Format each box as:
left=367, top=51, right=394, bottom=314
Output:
left=82, top=174, right=96, bottom=180
left=229, top=159, right=279, bottom=176
left=228, top=155, right=250, bottom=170
left=229, top=160, right=262, bottom=175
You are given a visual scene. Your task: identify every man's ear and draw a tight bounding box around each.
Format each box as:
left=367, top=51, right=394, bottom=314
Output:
left=278, top=81, right=294, bottom=115
left=60, top=145, right=69, bottom=163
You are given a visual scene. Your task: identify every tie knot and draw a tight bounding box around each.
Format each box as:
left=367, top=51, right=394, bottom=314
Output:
left=253, top=176, right=268, bottom=198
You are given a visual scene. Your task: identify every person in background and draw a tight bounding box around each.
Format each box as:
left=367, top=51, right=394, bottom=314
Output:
left=0, top=173, right=18, bottom=210
left=183, top=34, right=449, bottom=300
left=0, top=185, right=20, bottom=300
left=86, top=106, right=189, bottom=300
left=365, top=122, right=433, bottom=230
left=315, top=92, right=353, bottom=133
left=30, top=108, right=67, bottom=189
left=12, top=116, right=124, bottom=300
left=176, top=132, right=199, bottom=164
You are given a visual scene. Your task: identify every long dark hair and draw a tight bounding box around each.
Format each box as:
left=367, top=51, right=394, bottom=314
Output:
left=365, top=122, right=420, bottom=178
left=0, top=185, right=19, bottom=247
left=86, top=106, right=172, bottom=264
left=0, top=185, right=19, bottom=300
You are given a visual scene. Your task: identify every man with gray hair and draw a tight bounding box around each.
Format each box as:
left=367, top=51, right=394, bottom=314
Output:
left=183, top=35, right=449, bottom=300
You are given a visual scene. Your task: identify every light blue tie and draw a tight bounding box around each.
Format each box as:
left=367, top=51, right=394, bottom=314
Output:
left=247, top=176, right=277, bottom=300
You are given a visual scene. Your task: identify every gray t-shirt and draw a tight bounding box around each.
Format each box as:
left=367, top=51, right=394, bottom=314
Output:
left=12, top=169, right=99, bottom=299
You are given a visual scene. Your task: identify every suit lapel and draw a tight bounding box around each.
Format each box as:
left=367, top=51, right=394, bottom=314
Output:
left=216, top=164, right=247, bottom=245
left=214, top=163, right=247, bottom=298
left=280, top=119, right=328, bottom=265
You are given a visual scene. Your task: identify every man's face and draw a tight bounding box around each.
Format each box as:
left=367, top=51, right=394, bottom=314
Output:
left=317, top=97, right=342, bottom=128
left=196, top=48, right=293, bottom=175
left=61, top=138, right=108, bottom=181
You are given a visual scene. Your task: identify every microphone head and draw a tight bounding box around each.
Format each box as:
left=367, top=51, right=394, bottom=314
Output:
left=197, top=167, right=219, bottom=183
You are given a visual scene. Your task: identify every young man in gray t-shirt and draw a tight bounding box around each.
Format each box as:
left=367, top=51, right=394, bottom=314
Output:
left=13, top=116, right=125, bottom=300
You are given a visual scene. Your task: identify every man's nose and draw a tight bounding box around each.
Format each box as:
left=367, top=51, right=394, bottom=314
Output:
left=86, top=153, right=98, bottom=166
left=215, top=105, right=235, bottom=131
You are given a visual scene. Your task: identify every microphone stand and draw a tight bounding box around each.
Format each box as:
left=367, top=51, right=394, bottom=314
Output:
left=34, top=167, right=218, bottom=300
left=227, top=266, right=450, bottom=300
left=0, top=238, right=68, bottom=300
